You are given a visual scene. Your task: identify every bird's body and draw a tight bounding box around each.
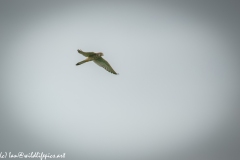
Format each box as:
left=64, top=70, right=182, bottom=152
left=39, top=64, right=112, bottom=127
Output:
left=76, top=49, right=118, bottom=75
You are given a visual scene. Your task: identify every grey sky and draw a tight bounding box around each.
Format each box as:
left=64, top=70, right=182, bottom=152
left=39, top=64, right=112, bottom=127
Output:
left=1, top=1, right=240, bottom=160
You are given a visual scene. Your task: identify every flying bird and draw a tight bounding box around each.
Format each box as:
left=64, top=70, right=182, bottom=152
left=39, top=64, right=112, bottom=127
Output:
left=76, top=49, right=118, bottom=75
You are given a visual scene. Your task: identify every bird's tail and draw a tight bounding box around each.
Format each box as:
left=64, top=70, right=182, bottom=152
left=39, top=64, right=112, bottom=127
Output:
left=76, top=60, right=89, bottom=66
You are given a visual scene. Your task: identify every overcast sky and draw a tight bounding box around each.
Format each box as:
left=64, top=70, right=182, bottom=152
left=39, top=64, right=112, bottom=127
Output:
left=0, top=1, right=240, bottom=160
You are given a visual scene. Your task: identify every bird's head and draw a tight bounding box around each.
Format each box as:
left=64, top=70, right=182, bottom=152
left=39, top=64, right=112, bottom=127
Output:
left=97, top=52, right=104, bottom=56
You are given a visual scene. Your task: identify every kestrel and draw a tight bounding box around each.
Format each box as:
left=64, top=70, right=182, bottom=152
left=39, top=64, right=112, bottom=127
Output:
left=76, top=49, right=118, bottom=75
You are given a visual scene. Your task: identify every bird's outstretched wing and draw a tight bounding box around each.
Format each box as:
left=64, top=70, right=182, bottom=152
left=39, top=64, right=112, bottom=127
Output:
left=93, top=57, right=118, bottom=75
left=77, top=49, right=96, bottom=57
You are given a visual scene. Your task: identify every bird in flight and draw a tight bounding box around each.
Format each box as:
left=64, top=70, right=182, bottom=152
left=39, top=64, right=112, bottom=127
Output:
left=76, top=49, right=118, bottom=75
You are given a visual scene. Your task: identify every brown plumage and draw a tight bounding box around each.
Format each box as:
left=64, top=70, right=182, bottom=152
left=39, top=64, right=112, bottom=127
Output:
left=76, top=49, right=118, bottom=75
